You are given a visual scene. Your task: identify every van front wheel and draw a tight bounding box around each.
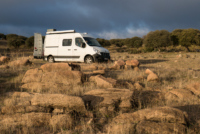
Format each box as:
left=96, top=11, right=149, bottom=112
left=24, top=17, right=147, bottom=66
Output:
left=48, top=56, right=54, bottom=63
left=85, top=56, right=93, bottom=64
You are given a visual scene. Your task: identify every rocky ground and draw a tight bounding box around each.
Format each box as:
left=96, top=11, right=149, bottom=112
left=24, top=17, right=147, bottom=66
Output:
left=0, top=51, right=200, bottom=134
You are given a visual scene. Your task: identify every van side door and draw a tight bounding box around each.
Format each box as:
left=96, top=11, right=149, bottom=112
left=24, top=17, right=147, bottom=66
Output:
left=57, top=38, right=73, bottom=61
left=72, top=37, right=86, bottom=62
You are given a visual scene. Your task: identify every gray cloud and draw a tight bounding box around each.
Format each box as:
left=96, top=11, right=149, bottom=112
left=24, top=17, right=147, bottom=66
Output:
left=0, top=0, right=200, bottom=39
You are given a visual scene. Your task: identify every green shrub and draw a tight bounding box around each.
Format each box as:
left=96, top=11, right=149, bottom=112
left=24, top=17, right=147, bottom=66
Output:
left=144, top=30, right=171, bottom=49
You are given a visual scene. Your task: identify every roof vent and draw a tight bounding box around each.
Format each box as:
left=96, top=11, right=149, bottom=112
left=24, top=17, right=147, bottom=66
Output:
left=47, top=29, right=56, bottom=32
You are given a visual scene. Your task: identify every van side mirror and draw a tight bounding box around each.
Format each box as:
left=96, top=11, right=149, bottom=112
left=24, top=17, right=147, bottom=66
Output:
left=82, top=43, right=86, bottom=48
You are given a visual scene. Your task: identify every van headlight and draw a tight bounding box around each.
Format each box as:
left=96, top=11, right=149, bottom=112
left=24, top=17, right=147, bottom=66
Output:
left=93, top=48, right=101, bottom=55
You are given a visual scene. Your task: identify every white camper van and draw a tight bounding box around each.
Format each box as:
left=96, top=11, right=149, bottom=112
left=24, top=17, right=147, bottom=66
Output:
left=33, top=29, right=110, bottom=64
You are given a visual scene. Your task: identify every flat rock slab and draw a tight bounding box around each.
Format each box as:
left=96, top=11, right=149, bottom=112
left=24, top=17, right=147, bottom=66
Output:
left=31, top=94, right=86, bottom=113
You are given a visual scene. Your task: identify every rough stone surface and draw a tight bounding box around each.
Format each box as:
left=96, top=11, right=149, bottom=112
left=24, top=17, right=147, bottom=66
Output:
left=124, top=65, right=133, bottom=70
left=40, top=63, right=72, bottom=72
left=1, top=105, right=26, bottom=114
left=109, top=59, right=125, bottom=70
left=125, top=59, right=140, bottom=67
left=147, top=73, right=159, bottom=82
left=82, top=88, right=134, bottom=115
left=106, top=106, right=189, bottom=134
left=89, top=75, right=116, bottom=88
left=31, top=94, right=86, bottom=113
left=165, top=89, right=195, bottom=104
left=4, top=92, right=34, bottom=106
left=115, top=59, right=126, bottom=66
left=21, top=69, right=85, bottom=92
left=145, top=69, right=154, bottom=74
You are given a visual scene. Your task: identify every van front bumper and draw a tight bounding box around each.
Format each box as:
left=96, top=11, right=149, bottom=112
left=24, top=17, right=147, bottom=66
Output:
left=92, top=53, right=110, bottom=62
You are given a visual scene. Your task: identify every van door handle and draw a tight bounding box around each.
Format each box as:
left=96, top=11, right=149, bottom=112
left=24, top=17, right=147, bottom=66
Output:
left=68, top=49, right=71, bottom=51
left=74, top=49, right=77, bottom=51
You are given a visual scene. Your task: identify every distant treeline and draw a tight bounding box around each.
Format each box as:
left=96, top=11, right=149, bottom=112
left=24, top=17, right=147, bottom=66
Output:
left=1, top=28, right=200, bottom=51
left=96, top=28, right=200, bottom=52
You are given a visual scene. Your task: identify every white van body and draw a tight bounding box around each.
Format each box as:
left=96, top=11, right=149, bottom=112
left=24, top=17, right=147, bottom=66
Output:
left=34, top=29, right=110, bottom=63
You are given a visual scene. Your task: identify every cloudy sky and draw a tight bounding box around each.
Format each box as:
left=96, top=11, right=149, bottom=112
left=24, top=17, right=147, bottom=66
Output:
left=0, top=0, right=200, bottom=39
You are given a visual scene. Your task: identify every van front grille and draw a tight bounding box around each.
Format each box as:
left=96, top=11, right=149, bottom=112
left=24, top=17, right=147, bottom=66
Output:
left=100, top=52, right=110, bottom=58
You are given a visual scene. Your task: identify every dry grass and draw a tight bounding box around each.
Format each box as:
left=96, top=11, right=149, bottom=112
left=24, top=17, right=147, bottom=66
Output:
left=1, top=41, right=200, bottom=133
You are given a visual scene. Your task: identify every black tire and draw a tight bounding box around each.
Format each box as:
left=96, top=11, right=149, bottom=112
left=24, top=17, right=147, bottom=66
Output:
left=48, top=56, right=54, bottom=63
left=84, top=56, right=94, bottom=64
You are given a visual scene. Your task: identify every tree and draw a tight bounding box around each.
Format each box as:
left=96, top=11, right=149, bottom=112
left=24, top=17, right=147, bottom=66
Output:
left=109, top=39, right=124, bottom=47
left=171, top=29, right=183, bottom=46
left=25, top=36, right=34, bottom=48
left=6, top=34, right=18, bottom=40
left=125, top=37, right=143, bottom=48
left=144, top=30, right=171, bottom=50
left=0, top=33, right=6, bottom=40
left=178, top=29, right=200, bottom=51
left=96, top=38, right=111, bottom=47
left=8, top=37, right=24, bottom=48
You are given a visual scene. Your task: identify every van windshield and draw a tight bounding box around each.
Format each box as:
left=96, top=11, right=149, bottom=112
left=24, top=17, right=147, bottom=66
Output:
left=83, top=37, right=102, bottom=47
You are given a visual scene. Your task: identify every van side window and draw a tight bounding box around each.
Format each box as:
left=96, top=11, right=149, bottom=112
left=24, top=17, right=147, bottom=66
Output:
left=75, top=38, right=84, bottom=47
left=63, top=39, right=72, bottom=46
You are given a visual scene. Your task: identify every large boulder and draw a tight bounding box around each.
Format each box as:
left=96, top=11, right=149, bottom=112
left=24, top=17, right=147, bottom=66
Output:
left=22, top=68, right=43, bottom=83
left=3, top=92, right=34, bottom=106
left=165, top=89, right=195, bottom=105
left=115, top=59, right=126, bottom=66
left=31, top=94, right=86, bottom=113
left=109, top=59, right=125, bottom=70
left=41, top=71, right=84, bottom=85
left=1, top=105, right=26, bottom=114
left=82, top=88, right=134, bottom=115
left=106, top=106, right=189, bottom=134
left=145, top=69, right=159, bottom=82
left=89, top=75, right=116, bottom=88
left=125, top=59, right=140, bottom=67
left=40, top=63, right=72, bottom=72
left=21, top=69, right=85, bottom=92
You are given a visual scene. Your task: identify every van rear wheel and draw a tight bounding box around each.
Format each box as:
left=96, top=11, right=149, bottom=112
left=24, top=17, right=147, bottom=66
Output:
left=85, top=56, right=93, bottom=64
left=48, top=56, right=54, bottom=63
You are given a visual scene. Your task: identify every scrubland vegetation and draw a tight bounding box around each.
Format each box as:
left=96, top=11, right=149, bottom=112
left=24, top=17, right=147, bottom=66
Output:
left=0, top=29, right=200, bottom=134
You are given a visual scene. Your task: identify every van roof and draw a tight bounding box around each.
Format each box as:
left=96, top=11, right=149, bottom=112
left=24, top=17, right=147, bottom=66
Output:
left=46, top=30, right=75, bottom=34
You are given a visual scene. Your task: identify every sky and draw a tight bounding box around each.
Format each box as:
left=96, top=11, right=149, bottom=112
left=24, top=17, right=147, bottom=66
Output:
left=0, top=0, right=200, bottom=39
